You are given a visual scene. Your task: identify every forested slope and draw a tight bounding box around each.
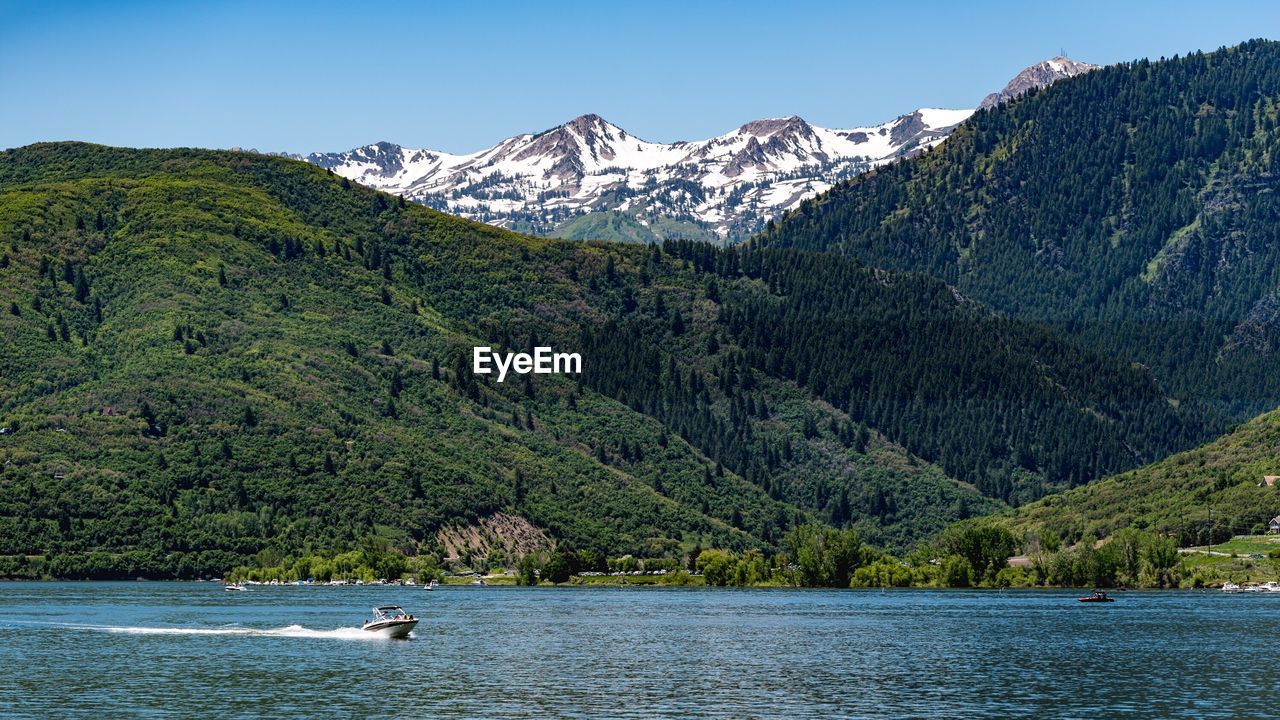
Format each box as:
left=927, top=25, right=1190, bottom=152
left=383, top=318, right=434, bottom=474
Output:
left=0, top=143, right=1210, bottom=576
left=1002, top=408, right=1280, bottom=547
left=762, top=39, right=1280, bottom=419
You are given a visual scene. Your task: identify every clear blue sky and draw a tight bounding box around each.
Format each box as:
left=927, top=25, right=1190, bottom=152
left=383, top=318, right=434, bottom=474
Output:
left=2, top=0, right=1278, bottom=153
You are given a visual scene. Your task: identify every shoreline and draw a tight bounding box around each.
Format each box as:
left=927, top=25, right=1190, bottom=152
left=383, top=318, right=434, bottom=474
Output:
left=0, top=577, right=1243, bottom=592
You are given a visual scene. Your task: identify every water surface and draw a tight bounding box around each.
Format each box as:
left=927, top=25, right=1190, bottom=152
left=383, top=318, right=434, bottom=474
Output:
left=0, top=583, right=1270, bottom=718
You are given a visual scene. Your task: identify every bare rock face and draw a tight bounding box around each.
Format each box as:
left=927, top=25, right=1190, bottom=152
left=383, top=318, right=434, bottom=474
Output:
left=1225, top=293, right=1280, bottom=356
left=978, top=56, right=1100, bottom=110
left=436, top=513, right=554, bottom=561
left=889, top=111, right=928, bottom=146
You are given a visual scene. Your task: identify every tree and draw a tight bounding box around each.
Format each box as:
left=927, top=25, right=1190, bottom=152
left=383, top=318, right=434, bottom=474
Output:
left=785, top=525, right=869, bottom=587
left=516, top=554, right=539, bottom=586
left=941, top=555, right=972, bottom=587
left=541, top=552, right=572, bottom=583
left=937, top=521, right=1017, bottom=585
left=1110, top=528, right=1144, bottom=586
left=1143, top=534, right=1180, bottom=588
left=696, top=549, right=738, bottom=586
left=140, top=402, right=157, bottom=427
left=74, top=267, right=89, bottom=302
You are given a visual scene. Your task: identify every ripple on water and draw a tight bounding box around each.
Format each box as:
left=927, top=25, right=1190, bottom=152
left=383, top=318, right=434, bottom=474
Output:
left=0, top=585, right=1276, bottom=719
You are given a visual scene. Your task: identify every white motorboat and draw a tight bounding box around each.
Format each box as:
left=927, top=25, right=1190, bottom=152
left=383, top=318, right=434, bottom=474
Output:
left=224, top=583, right=246, bottom=592
left=1223, top=582, right=1242, bottom=593
left=424, top=579, right=439, bottom=591
left=361, top=605, right=418, bottom=639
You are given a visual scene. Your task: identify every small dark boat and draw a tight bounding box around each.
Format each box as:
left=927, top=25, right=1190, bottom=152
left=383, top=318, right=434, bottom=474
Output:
left=1077, top=590, right=1115, bottom=603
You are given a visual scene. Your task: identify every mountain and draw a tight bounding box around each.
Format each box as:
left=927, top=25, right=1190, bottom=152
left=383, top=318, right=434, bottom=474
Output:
left=760, top=39, right=1280, bottom=421
left=0, top=143, right=1209, bottom=577
left=977, top=56, right=1099, bottom=109
left=289, top=57, right=1097, bottom=245
left=292, top=109, right=972, bottom=244
left=1001, top=406, right=1280, bottom=547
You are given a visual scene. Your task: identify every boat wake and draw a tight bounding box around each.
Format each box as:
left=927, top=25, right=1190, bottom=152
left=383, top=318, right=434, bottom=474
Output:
left=62, top=623, right=385, bottom=640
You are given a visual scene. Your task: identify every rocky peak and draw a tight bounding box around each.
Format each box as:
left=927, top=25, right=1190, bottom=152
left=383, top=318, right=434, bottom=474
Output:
left=516, top=114, right=626, bottom=167
left=305, top=141, right=404, bottom=174
left=566, top=113, right=612, bottom=136
left=738, top=115, right=812, bottom=137
left=978, top=56, right=1100, bottom=110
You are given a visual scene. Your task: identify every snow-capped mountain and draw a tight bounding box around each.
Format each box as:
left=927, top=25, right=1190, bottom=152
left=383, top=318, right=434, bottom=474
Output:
left=293, top=57, right=1092, bottom=243
left=978, top=56, right=1100, bottom=110
left=294, top=109, right=970, bottom=243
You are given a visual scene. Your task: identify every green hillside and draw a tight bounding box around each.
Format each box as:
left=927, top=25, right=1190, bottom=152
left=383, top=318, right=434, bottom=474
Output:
left=1002, top=408, right=1280, bottom=547
left=0, top=143, right=1209, bottom=577
left=761, top=39, right=1280, bottom=420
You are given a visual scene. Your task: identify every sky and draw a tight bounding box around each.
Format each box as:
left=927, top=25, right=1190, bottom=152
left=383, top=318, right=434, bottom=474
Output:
left=2, top=0, right=1279, bottom=154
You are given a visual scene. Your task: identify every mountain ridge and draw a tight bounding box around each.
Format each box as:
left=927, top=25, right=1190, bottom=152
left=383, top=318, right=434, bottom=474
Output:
left=290, top=108, right=972, bottom=243
left=284, top=56, right=1092, bottom=244
left=759, top=39, right=1280, bottom=421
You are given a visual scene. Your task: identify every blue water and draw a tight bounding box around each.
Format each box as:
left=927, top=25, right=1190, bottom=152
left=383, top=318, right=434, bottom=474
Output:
left=0, top=583, right=1272, bottom=718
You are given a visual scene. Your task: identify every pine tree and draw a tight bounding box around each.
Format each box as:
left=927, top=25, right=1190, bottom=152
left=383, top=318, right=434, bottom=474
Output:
left=74, top=267, right=89, bottom=302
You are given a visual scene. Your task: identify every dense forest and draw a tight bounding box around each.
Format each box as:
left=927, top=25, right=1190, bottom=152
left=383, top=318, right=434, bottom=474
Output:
left=659, top=240, right=1209, bottom=502
left=0, top=140, right=1227, bottom=578
left=761, top=39, right=1280, bottom=420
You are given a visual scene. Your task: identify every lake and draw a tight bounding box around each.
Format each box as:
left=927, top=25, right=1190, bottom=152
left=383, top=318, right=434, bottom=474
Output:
left=0, top=583, right=1273, bottom=718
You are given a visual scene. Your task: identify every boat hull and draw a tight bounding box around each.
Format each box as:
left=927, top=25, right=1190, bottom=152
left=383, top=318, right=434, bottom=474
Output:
left=362, top=619, right=418, bottom=639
